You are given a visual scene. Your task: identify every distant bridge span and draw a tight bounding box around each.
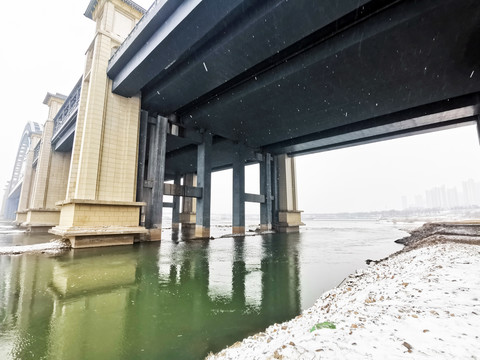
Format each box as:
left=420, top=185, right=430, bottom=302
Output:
left=2, top=122, right=42, bottom=219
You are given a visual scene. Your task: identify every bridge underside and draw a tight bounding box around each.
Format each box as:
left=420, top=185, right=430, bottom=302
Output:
left=108, top=0, right=480, bottom=178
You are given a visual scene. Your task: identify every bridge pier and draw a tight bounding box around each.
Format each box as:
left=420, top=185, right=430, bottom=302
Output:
left=50, top=0, right=146, bottom=248
left=180, top=173, right=197, bottom=238
left=171, top=174, right=182, bottom=232
left=22, top=93, right=70, bottom=232
left=274, top=154, right=303, bottom=233
left=145, top=115, right=168, bottom=240
left=136, top=110, right=148, bottom=227
left=260, top=153, right=273, bottom=231
left=195, top=132, right=213, bottom=238
left=232, top=144, right=246, bottom=234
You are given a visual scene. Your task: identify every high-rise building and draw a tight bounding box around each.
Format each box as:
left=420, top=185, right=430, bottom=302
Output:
left=416, top=179, right=480, bottom=209
left=462, top=179, right=480, bottom=206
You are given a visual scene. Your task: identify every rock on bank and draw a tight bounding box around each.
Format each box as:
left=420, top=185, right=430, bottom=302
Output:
left=207, top=242, right=480, bottom=359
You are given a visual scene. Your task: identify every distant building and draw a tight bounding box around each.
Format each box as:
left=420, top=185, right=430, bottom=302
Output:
left=462, top=179, right=480, bottom=206
left=408, top=179, right=480, bottom=210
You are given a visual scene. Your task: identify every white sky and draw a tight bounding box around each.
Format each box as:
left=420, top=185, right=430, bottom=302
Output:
left=1, top=0, right=480, bottom=215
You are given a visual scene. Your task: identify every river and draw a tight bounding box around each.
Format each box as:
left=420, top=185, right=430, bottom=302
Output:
left=0, top=218, right=411, bottom=359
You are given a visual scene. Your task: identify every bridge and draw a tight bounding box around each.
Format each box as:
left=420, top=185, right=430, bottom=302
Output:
left=2, top=122, right=43, bottom=220
left=2, top=0, right=480, bottom=247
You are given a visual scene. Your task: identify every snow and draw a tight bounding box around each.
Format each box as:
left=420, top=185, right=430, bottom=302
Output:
left=207, top=242, right=480, bottom=359
left=0, top=240, right=70, bottom=255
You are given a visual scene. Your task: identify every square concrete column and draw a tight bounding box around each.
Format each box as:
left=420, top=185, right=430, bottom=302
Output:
left=136, top=110, right=149, bottom=208
left=181, top=174, right=197, bottom=218
left=180, top=173, right=197, bottom=238
left=142, top=116, right=158, bottom=227
left=260, top=152, right=273, bottom=231
left=275, top=154, right=303, bottom=233
left=232, top=144, right=246, bottom=234
left=172, top=174, right=181, bottom=231
left=195, top=132, right=212, bottom=238
left=146, top=115, right=168, bottom=240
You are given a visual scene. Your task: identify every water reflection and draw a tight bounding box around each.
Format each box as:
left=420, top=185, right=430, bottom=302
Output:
left=48, top=248, right=137, bottom=359
left=261, top=233, right=301, bottom=323
left=0, top=255, right=55, bottom=359
left=0, top=234, right=301, bottom=360
left=0, top=221, right=404, bottom=359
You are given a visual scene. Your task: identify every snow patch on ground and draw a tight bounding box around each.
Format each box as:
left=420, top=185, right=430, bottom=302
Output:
left=0, top=240, right=70, bottom=255
left=0, top=230, right=25, bottom=234
left=207, top=243, right=480, bottom=359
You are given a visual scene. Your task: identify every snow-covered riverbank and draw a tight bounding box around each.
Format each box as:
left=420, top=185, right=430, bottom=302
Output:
left=207, top=240, right=480, bottom=359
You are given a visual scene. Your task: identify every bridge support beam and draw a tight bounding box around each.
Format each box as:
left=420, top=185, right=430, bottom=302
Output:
left=232, top=144, right=246, bottom=234
left=274, top=154, right=303, bottom=233
left=180, top=173, right=197, bottom=238
left=195, top=132, right=212, bottom=238
left=260, top=153, right=273, bottom=231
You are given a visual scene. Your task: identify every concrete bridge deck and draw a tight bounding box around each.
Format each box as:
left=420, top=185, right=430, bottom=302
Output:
left=107, top=0, right=480, bottom=177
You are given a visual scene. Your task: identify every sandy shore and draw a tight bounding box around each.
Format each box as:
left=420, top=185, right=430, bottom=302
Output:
left=207, top=224, right=480, bottom=359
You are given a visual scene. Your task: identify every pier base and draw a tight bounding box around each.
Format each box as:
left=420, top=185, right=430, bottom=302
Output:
left=275, top=210, right=303, bottom=233
left=15, top=211, right=27, bottom=226
left=195, top=225, right=211, bottom=239
left=50, top=199, right=147, bottom=248
left=69, top=234, right=135, bottom=249
left=180, top=211, right=196, bottom=239
left=232, top=226, right=245, bottom=235
left=21, top=208, right=60, bottom=232
left=181, top=223, right=196, bottom=239
left=148, top=229, right=162, bottom=241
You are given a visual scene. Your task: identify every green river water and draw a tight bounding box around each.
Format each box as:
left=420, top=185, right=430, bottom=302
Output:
left=0, top=220, right=406, bottom=359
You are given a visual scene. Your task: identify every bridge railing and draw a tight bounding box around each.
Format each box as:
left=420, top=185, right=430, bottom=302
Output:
left=52, top=77, right=82, bottom=142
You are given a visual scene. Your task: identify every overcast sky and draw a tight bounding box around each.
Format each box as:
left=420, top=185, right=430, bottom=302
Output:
left=1, top=0, right=480, bottom=216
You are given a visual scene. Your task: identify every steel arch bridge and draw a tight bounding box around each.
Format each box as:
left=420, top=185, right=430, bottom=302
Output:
left=1, top=121, right=43, bottom=220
